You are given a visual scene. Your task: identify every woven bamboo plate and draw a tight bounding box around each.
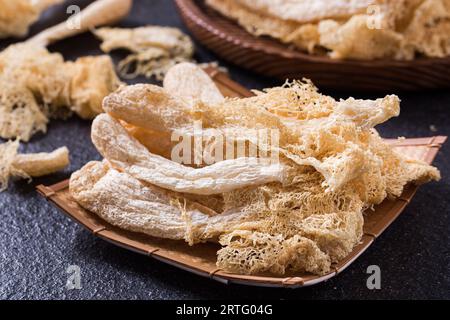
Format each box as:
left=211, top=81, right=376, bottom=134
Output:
left=175, top=0, right=450, bottom=92
left=37, top=69, right=446, bottom=288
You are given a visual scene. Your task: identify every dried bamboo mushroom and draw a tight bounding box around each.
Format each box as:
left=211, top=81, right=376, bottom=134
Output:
left=0, top=44, right=122, bottom=141
left=0, top=140, right=69, bottom=192
left=0, top=0, right=63, bottom=39
left=94, top=26, right=194, bottom=80
left=70, top=64, right=440, bottom=276
left=163, top=63, right=225, bottom=106
left=206, top=0, right=450, bottom=60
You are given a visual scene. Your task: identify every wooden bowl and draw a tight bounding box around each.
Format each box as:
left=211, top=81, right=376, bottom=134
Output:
left=175, top=0, right=450, bottom=92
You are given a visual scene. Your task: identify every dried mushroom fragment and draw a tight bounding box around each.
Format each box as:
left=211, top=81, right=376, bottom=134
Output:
left=163, top=63, right=225, bottom=106
left=0, top=44, right=70, bottom=141
left=70, top=64, right=441, bottom=276
left=91, top=114, right=286, bottom=195
left=234, top=0, right=374, bottom=23
left=113, top=62, right=225, bottom=159
left=206, top=0, right=450, bottom=60
left=0, top=44, right=122, bottom=141
left=69, top=55, right=123, bottom=119
left=0, top=0, right=63, bottom=39
left=217, top=231, right=332, bottom=275
left=0, top=140, right=69, bottom=192
left=94, top=26, right=194, bottom=79
left=206, top=0, right=321, bottom=53
left=69, top=161, right=253, bottom=244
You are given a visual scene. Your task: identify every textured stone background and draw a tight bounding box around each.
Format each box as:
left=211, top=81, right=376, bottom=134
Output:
left=0, top=0, right=449, bottom=300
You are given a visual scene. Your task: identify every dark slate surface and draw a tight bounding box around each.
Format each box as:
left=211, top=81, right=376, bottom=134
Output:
left=0, top=0, right=449, bottom=300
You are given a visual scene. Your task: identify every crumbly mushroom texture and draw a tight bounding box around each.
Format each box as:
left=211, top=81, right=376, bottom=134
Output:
left=234, top=0, right=374, bottom=23
left=206, top=0, right=450, bottom=60
left=94, top=26, right=194, bottom=80
left=163, top=63, right=225, bottom=106
left=0, top=0, right=63, bottom=39
left=70, top=64, right=440, bottom=276
left=0, top=140, right=69, bottom=192
left=0, top=44, right=122, bottom=141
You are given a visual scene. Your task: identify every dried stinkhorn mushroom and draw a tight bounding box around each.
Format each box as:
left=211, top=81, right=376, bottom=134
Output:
left=0, top=140, right=69, bottom=192
left=0, top=0, right=63, bottom=39
left=94, top=26, right=194, bottom=80
left=206, top=0, right=450, bottom=60
left=70, top=64, right=440, bottom=276
left=0, top=44, right=122, bottom=141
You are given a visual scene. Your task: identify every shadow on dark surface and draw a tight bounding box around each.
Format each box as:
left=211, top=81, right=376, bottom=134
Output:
left=0, top=0, right=449, bottom=300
